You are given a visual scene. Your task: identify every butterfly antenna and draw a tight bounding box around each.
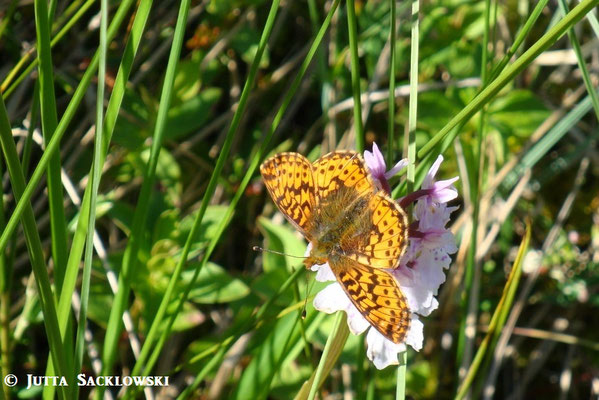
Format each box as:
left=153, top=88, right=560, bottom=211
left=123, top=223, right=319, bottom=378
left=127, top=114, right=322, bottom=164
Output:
left=252, top=246, right=306, bottom=259
left=301, top=271, right=314, bottom=319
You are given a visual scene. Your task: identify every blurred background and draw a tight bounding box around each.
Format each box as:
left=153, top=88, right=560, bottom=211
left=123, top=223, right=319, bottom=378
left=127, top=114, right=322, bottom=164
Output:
left=1, top=0, right=598, bottom=398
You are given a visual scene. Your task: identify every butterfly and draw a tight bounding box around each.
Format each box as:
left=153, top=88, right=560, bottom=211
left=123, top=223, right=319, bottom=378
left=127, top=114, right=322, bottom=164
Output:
left=260, top=150, right=411, bottom=343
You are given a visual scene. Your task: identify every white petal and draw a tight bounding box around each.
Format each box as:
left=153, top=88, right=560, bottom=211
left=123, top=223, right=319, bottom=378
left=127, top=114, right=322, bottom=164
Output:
left=345, top=303, right=370, bottom=335
left=313, top=283, right=349, bottom=313
left=366, top=328, right=406, bottom=369
left=311, top=262, right=336, bottom=282
left=304, top=243, right=313, bottom=257
left=395, top=272, right=435, bottom=316
left=405, top=315, right=424, bottom=351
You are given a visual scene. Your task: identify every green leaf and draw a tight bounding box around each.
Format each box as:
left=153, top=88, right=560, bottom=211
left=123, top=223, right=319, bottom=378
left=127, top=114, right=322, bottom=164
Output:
left=257, top=216, right=306, bottom=273
left=186, top=262, right=250, bottom=303
left=488, top=90, right=550, bottom=139
left=172, top=58, right=202, bottom=104
left=165, top=87, right=222, bottom=140
left=230, top=25, right=270, bottom=68
left=233, top=312, right=298, bottom=400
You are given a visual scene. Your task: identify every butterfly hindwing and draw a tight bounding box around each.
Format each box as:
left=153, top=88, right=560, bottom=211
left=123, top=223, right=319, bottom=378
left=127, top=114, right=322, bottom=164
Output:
left=260, top=152, right=316, bottom=237
left=329, top=256, right=411, bottom=344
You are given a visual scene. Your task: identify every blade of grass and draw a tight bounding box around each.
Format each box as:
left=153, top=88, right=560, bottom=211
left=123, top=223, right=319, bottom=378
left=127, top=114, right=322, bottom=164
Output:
left=98, top=0, right=192, bottom=391
left=34, top=0, right=74, bottom=394
left=387, top=0, right=397, bottom=162
left=304, top=312, right=349, bottom=400
left=396, top=350, right=407, bottom=399
left=397, top=0, right=420, bottom=396
left=0, top=0, right=135, bottom=256
left=0, top=92, right=68, bottom=400
left=456, top=222, right=531, bottom=400
left=557, top=0, right=599, bottom=119
left=34, top=0, right=68, bottom=294
left=346, top=0, right=364, bottom=151
left=73, top=0, right=108, bottom=397
left=457, top=0, right=491, bottom=386
left=417, top=0, right=599, bottom=159
left=0, top=147, right=11, bottom=400
left=488, top=0, right=549, bottom=81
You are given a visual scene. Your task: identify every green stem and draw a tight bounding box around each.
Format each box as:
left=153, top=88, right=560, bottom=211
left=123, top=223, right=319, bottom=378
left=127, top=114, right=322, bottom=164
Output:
left=404, top=0, right=419, bottom=193
left=396, top=351, right=407, bottom=400
left=387, top=0, right=397, bottom=160
left=346, top=0, right=364, bottom=151
left=307, top=312, right=346, bottom=400
left=98, top=0, right=192, bottom=392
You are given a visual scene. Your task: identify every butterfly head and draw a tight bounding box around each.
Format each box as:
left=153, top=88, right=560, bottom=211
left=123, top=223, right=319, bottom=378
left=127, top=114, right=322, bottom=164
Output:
left=303, top=242, right=328, bottom=269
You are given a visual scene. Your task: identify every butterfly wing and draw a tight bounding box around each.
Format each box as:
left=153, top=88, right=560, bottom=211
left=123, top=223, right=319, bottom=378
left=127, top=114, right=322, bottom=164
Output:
left=312, top=151, right=375, bottom=202
left=342, top=191, right=409, bottom=269
left=260, top=152, right=316, bottom=237
left=329, top=256, right=411, bottom=344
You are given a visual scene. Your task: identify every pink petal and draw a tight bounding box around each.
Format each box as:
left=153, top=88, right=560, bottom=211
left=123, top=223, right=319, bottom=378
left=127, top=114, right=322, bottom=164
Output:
left=423, top=155, right=444, bottom=188
left=384, top=159, right=409, bottom=179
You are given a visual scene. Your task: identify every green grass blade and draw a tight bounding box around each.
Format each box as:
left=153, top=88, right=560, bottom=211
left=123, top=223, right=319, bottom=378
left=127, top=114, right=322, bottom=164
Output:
left=456, top=223, right=531, bottom=400
left=489, top=0, right=549, bottom=81
left=387, top=0, right=397, bottom=161
left=73, top=0, right=108, bottom=396
left=457, top=0, right=492, bottom=387
left=557, top=0, right=599, bottom=119
left=34, top=0, right=69, bottom=292
left=346, top=0, right=364, bottom=151
left=305, top=312, right=349, bottom=400
left=99, top=0, right=192, bottom=388
left=0, top=90, right=68, bottom=400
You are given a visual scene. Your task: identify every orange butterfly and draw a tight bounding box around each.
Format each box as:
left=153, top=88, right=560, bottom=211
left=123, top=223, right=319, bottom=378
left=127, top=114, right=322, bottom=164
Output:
left=260, top=151, right=411, bottom=343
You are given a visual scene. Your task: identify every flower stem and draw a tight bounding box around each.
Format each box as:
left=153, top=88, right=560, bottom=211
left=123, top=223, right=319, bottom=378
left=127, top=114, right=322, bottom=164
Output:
left=307, top=312, right=347, bottom=400
left=396, top=350, right=407, bottom=400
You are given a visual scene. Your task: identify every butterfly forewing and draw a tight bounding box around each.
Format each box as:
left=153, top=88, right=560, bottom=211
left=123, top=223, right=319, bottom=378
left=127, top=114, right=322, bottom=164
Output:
left=312, top=151, right=375, bottom=202
left=330, top=257, right=411, bottom=344
left=260, top=152, right=316, bottom=236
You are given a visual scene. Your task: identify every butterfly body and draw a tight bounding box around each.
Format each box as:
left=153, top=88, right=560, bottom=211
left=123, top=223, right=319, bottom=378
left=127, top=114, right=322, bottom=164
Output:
left=260, top=150, right=411, bottom=343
